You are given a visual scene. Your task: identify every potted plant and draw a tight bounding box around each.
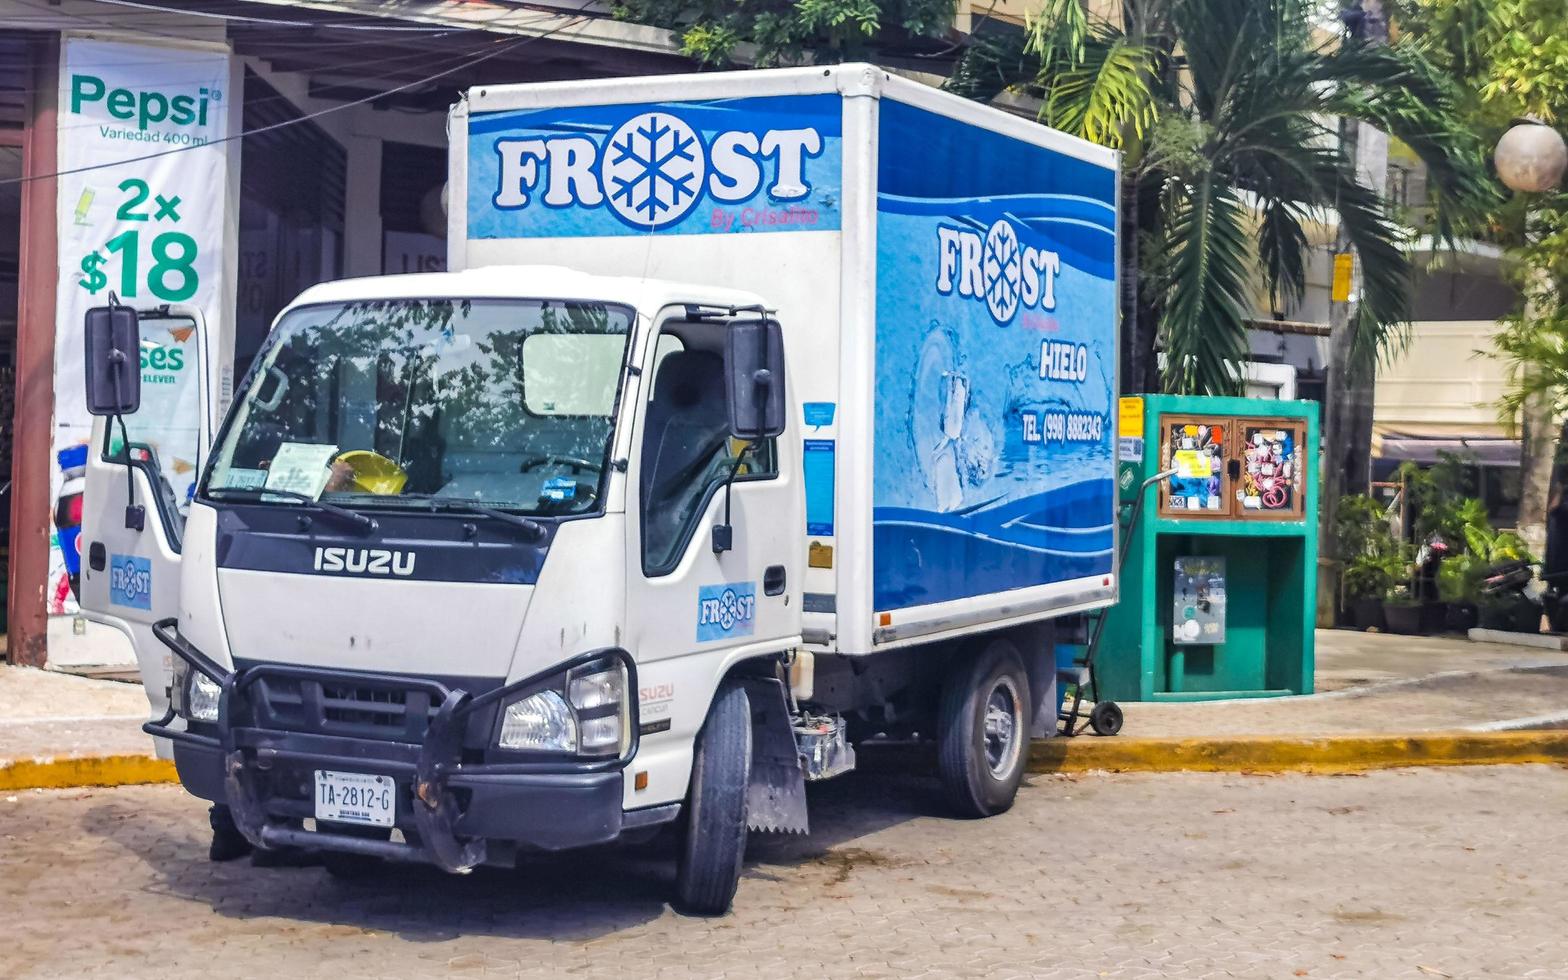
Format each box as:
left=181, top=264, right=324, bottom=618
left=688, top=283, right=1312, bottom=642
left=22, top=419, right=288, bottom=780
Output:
left=1382, top=583, right=1425, bottom=635
left=1342, top=552, right=1398, bottom=630
left=1334, top=494, right=1401, bottom=629
left=1462, top=521, right=1541, bottom=634
left=1438, top=552, right=1479, bottom=631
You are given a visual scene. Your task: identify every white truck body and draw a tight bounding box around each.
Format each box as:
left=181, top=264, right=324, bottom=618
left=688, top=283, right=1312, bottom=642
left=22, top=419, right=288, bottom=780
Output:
left=78, top=64, right=1119, bottom=912
left=453, top=65, right=1122, bottom=654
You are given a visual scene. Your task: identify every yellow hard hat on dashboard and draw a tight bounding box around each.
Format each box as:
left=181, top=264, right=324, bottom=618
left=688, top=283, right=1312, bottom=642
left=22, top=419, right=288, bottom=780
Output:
left=334, top=450, right=408, bottom=495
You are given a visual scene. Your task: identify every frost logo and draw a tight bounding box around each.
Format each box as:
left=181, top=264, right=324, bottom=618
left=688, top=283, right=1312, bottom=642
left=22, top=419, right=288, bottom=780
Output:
left=490, top=107, right=823, bottom=232
left=696, top=582, right=757, bottom=642
left=936, top=218, right=1062, bottom=325
left=603, top=112, right=705, bottom=228
left=982, top=220, right=1022, bottom=322
left=109, top=553, right=152, bottom=610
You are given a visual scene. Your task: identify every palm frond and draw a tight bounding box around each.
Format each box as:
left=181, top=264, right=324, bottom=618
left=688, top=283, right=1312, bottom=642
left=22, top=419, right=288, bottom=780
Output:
left=944, top=28, right=1036, bottom=101
left=1159, top=180, right=1253, bottom=395
left=1307, top=148, right=1413, bottom=373
left=1256, top=197, right=1311, bottom=313
left=1322, top=39, right=1502, bottom=242
left=1043, top=36, right=1160, bottom=147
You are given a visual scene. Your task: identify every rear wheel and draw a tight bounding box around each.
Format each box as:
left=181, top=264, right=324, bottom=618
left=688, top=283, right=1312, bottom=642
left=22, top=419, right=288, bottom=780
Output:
left=675, top=681, right=752, bottom=915
left=936, top=637, right=1031, bottom=818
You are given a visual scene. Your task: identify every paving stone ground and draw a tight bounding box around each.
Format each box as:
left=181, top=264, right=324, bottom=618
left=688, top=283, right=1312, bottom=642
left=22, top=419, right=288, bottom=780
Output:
left=4, top=765, right=1567, bottom=979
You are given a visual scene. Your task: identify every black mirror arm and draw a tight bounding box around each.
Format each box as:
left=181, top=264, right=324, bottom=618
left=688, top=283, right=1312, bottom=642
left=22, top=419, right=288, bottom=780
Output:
left=711, top=442, right=755, bottom=555
left=108, top=350, right=144, bottom=532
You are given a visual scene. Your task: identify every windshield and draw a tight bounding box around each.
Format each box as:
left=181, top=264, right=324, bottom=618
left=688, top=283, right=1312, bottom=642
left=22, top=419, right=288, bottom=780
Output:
left=203, top=298, right=634, bottom=515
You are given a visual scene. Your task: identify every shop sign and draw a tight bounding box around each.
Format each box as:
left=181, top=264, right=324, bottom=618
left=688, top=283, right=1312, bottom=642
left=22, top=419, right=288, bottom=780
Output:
left=50, top=38, right=232, bottom=617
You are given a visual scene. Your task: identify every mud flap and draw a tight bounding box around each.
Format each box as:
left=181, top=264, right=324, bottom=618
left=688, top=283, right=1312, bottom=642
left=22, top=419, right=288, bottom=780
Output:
left=740, top=676, right=809, bottom=835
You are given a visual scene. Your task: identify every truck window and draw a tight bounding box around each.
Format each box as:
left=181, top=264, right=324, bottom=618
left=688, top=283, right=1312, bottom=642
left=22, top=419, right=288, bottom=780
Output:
left=203, top=298, right=633, bottom=516
left=639, top=342, right=776, bottom=575
left=522, top=333, right=624, bottom=416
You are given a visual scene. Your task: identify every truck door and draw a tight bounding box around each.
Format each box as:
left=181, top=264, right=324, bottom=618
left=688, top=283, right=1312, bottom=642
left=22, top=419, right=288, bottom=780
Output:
left=625, top=312, right=803, bottom=675
left=77, top=307, right=215, bottom=720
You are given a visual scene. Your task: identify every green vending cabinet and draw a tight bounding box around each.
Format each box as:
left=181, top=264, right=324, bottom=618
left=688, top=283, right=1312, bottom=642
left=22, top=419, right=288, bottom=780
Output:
left=1098, top=394, right=1319, bottom=701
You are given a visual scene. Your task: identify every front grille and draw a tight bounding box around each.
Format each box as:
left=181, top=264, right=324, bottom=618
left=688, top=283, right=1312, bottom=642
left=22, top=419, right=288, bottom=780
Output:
left=322, top=683, right=409, bottom=727
left=249, top=675, right=439, bottom=743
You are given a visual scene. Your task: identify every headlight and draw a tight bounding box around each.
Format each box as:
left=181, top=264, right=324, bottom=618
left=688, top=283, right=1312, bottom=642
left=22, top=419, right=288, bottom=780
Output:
left=569, top=663, right=627, bottom=755
left=495, top=661, right=629, bottom=756
left=498, top=690, right=577, bottom=752
left=568, top=668, right=623, bottom=711
left=174, top=660, right=221, bottom=723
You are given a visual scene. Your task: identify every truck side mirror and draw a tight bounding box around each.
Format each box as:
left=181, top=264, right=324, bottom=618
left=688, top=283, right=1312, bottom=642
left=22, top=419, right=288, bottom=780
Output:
left=724, top=317, right=785, bottom=440
left=84, top=304, right=141, bottom=416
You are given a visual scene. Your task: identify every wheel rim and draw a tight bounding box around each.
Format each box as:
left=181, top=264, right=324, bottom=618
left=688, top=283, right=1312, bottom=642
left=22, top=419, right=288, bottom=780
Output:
left=983, top=677, right=1023, bottom=777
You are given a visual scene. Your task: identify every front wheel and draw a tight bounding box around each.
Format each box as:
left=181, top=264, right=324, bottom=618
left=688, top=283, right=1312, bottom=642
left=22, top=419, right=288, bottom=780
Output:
left=675, top=681, right=752, bottom=915
left=936, top=637, right=1031, bottom=819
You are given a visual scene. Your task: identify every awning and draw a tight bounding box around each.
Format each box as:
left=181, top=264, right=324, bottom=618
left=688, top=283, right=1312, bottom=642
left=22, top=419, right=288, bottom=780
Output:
left=1376, top=436, right=1519, bottom=467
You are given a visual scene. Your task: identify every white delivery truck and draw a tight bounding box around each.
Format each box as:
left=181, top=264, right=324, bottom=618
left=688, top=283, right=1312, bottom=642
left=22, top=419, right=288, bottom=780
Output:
left=78, top=64, right=1120, bottom=913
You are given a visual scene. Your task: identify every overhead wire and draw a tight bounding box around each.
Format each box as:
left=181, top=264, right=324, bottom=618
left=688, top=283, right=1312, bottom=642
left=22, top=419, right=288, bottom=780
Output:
left=65, top=0, right=468, bottom=31
left=3, top=19, right=589, bottom=185
left=48, top=34, right=530, bottom=134
left=4, top=0, right=604, bottom=182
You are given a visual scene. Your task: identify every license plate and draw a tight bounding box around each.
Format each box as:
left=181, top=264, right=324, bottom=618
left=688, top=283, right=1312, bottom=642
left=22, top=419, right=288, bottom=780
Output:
left=314, top=770, right=395, bottom=828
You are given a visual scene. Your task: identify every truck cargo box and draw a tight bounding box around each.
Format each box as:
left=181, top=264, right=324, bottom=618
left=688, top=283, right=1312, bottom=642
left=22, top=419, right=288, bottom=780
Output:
left=451, top=64, right=1120, bottom=656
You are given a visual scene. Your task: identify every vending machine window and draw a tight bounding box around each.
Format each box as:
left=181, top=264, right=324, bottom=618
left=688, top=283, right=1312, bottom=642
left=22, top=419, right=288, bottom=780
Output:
left=1236, top=418, right=1306, bottom=520
left=1159, top=416, right=1230, bottom=517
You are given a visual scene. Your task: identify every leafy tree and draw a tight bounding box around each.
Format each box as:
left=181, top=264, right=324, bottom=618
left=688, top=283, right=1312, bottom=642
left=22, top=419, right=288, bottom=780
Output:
left=1398, top=0, right=1568, bottom=557
left=610, top=0, right=957, bottom=66
left=950, top=0, right=1497, bottom=395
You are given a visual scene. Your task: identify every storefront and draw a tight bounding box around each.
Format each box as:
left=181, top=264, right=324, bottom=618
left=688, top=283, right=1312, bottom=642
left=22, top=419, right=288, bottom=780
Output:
left=0, top=0, right=692, bottom=670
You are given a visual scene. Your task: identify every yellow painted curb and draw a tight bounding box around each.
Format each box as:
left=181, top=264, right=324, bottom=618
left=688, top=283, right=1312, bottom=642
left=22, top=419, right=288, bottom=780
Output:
left=0, top=755, right=177, bottom=791
left=1031, top=730, right=1568, bottom=774
left=5, top=731, right=1566, bottom=791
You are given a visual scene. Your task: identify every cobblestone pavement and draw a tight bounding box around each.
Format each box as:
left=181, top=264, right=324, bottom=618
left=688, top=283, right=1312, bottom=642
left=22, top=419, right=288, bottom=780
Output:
left=5, top=765, right=1568, bottom=979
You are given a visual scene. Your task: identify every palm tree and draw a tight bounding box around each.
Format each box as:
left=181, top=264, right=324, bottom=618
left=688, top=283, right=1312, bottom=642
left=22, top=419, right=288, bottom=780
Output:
left=948, top=0, right=1496, bottom=395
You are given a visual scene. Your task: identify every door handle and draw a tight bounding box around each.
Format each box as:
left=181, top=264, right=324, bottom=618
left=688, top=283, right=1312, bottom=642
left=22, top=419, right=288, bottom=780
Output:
left=89, top=542, right=107, bottom=572
left=763, top=564, right=786, bottom=596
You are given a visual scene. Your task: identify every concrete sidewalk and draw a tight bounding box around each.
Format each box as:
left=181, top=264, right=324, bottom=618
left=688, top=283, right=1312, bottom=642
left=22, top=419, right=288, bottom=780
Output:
left=6, top=629, right=1568, bottom=789
left=0, top=665, right=150, bottom=761
left=1122, top=629, right=1568, bottom=738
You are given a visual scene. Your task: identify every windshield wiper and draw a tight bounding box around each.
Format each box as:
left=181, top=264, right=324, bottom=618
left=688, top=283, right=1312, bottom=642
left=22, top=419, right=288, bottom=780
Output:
left=398, top=493, right=547, bottom=541
left=205, top=487, right=378, bottom=534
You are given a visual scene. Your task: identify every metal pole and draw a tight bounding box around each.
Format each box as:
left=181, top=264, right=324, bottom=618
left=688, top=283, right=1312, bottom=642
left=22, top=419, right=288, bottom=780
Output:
left=8, top=35, right=60, bottom=667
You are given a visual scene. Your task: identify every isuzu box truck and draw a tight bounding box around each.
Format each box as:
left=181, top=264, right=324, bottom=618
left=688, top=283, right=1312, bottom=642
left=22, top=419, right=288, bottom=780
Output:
left=79, top=64, right=1119, bottom=913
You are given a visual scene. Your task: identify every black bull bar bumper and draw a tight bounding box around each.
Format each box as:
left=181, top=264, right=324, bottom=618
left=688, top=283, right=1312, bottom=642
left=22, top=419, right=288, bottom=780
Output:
left=145, top=618, right=641, bottom=873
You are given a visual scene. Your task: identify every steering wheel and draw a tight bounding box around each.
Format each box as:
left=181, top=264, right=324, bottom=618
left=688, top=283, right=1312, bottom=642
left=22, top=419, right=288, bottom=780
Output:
left=519, top=454, right=602, bottom=476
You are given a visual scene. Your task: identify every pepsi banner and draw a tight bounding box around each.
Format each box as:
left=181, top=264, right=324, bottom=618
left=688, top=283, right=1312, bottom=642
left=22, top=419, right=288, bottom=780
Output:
left=467, top=94, right=842, bottom=238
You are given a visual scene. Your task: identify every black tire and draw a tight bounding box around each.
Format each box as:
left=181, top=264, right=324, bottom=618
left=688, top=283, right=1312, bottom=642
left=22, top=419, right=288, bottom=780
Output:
left=675, top=681, right=752, bottom=916
left=936, top=637, right=1031, bottom=819
left=1089, top=700, right=1124, bottom=737
left=208, top=804, right=252, bottom=862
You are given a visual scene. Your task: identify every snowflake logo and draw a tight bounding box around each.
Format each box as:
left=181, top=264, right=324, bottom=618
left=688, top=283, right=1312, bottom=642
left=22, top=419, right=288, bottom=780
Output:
left=981, top=218, right=1023, bottom=324
left=601, top=112, right=706, bottom=230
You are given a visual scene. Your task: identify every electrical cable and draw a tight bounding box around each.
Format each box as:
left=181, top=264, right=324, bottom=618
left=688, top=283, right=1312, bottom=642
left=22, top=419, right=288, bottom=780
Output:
left=6, top=0, right=583, bottom=98
left=48, top=34, right=526, bottom=135
left=74, top=0, right=465, bottom=31
left=3, top=6, right=596, bottom=185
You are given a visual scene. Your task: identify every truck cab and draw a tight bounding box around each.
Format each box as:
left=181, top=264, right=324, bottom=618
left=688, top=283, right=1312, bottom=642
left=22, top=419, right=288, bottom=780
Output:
left=81, top=266, right=806, bottom=911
